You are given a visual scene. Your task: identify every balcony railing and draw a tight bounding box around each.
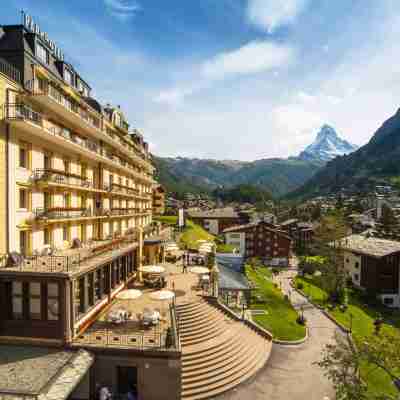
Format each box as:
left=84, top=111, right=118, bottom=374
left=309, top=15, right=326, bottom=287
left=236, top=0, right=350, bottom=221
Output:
left=5, top=103, right=42, bottom=125
left=32, top=168, right=94, bottom=189
left=0, top=58, right=21, bottom=83
left=27, top=79, right=151, bottom=167
left=5, top=103, right=154, bottom=184
left=110, top=183, right=141, bottom=196
left=0, top=234, right=139, bottom=273
left=110, top=208, right=139, bottom=216
left=34, top=207, right=93, bottom=221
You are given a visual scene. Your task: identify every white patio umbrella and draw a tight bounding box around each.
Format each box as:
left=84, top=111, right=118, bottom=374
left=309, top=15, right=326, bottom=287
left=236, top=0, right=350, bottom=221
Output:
left=190, top=266, right=210, bottom=275
left=139, top=265, right=165, bottom=274
left=150, top=289, right=175, bottom=301
left=116, top=289, right=142, bottom=300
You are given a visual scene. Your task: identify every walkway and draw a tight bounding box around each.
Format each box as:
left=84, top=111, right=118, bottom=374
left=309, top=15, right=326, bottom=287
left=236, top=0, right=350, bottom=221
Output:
left=215, top=270, right=337, bottom=400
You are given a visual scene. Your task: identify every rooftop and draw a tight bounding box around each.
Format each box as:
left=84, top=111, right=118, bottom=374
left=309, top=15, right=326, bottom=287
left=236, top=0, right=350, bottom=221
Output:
left=0, top=345, right=93, bottom=399
left=188, top=207, right=239, bottom=219
left=340, top=234, right=400, bottom=258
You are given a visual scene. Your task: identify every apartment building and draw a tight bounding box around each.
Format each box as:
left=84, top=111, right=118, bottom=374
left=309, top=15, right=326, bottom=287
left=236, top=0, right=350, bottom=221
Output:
left=223, top=221, right=292, bottom=266
left=0, top=14, right=181, bottom=400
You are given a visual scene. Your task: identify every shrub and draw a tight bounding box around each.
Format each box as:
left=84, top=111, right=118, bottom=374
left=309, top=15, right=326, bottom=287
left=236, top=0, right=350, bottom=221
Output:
left=272, top=268, right=280, bottom=275
left=297, top=282, right=304, bottom=290
left=284, top=294, right=290, bottom=302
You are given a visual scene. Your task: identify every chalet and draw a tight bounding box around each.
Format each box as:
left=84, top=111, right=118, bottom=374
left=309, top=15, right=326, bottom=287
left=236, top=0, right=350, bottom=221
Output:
left=223, top=221, right=292, bottom=266
left=280, top=219, right=314, bottom=250
left=341, top=234, right=400, bottom=308
left=188, top=207, right=242, bottom=235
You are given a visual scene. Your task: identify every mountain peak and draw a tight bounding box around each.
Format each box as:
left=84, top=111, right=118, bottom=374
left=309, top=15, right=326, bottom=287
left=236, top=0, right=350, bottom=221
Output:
left=298, top=124, right=358, bottom=162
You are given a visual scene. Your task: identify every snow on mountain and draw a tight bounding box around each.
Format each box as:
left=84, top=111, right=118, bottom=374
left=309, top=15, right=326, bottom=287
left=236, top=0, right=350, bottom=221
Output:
left=298, top=124, right=358, bottom=162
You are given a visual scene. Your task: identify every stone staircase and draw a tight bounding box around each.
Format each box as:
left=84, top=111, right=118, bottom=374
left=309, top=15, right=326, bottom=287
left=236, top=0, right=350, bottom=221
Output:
left=176, top=299, right=272, bottom=400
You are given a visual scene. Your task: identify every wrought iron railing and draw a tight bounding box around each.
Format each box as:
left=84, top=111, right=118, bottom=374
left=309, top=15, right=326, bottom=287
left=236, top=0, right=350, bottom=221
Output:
left=34, top=207, right=93, bottom=220
left=32, top=168, right=93, bottom=189
left=0, top=58, right=21, bottom=82
left=5, top=103, right=42, bottom=125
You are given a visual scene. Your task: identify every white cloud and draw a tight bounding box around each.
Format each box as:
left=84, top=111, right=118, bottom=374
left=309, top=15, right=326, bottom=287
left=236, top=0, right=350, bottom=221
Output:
left=104, top=0, right=141, bottom=21
left=201, top=40, right=295, bottom=80
left=247, top=0, right=309, bottom=33
left=154, top=87, right=194, bottom=107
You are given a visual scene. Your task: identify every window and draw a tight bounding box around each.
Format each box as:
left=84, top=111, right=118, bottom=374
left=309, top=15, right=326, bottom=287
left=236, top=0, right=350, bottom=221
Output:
left=36, top=42, right=48, bottom=64
left=63, top=225, right=70, bottom=242
left=63, top=193, right=71, bottom=208
left=19, top=189, right=28, bottom=209
left=19, top=144, right=28, bottom=168
left=44, top=228, right=51, bottom=245
left=47, top=283, right=59, bottom=321
left=29, top=282, right=41, bottom=320
left=44, top=153, right=52, bottom=169
left=384, top=297, right=394, bottom=305
left=11, top=282, right=23, bottom=320
left=355, top=262, right=359, bottom=269
left=44, top=192, right=52, bottom=209
left=64, top=68, right=73, bottom=85
left=354, top=274, right=359, bottom=281
left=63, top=159, right=70, bottom=173
left=19, top=231, right=28, bottom=256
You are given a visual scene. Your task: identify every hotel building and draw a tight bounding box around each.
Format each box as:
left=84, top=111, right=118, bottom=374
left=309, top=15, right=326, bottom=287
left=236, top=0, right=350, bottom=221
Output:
left=0, top=14, right=181, bottom=400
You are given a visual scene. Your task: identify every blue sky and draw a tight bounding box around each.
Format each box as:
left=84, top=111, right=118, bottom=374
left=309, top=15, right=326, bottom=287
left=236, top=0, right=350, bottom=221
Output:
left=3, top=0, right=400, bottom=160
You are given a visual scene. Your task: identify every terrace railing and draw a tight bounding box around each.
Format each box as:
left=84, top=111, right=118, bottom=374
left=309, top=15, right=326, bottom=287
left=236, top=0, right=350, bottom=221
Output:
left=32, top=168, right=93, bottom=189
left=34, top=207, right=92, bottom=220
left=0, top=58, right=21, bottom=82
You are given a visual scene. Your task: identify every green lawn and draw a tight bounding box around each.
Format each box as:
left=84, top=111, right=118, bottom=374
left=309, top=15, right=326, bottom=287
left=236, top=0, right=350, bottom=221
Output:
left=179, top=219, right=215, bottom=250
left=154, top=215, right=178, bottom=225
left=246, top=266, right=306, bottom=341
left=295, top=275, right=400, bottom=398
left=216, top=243, right=236, bottom=253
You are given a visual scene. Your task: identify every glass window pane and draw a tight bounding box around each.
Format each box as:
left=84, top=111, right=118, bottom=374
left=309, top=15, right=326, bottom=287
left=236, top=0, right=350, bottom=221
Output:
left=48, top=299, right=59, bottom=320
left=12, top=281, right=22, bottom=295
left=12, top=297, right=23, bottom=319
left=30, top=282, right=41, bottom=296
left=30, top=298, right=41, bottom=320
left=48, top=283, right=59, bottom=297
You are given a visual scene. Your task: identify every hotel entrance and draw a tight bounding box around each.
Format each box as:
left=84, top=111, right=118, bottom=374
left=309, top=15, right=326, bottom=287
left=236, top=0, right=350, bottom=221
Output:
left=117, top=366, right=138, bottom=398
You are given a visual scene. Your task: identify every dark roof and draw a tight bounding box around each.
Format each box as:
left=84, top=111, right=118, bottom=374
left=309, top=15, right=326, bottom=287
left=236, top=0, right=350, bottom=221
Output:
left=83, top=96, right=103, bottom=114
left=188, top=207, right=239, bottom=219
left=0, top=346, right=93, bottom=397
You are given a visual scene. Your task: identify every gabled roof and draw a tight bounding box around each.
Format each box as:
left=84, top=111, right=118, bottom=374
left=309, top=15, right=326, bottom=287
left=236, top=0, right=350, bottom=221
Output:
left=340, top=234, right=400, bottom=258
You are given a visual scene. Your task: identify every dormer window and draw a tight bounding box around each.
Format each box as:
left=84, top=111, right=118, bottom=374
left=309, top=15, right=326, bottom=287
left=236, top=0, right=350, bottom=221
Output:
left=64, top=68, right=73, bottom=85
left=36, top=42, right=49, bottom=64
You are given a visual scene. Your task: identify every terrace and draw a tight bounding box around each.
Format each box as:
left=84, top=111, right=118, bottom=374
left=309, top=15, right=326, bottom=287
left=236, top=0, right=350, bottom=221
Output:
left=73, top=263, right=202, bottom=352
left=0, top=234, right=139, bottom=276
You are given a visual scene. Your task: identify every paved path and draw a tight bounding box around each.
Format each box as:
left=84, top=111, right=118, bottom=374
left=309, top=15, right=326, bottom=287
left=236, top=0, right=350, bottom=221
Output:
left=215, top=270, right=337, bottom=400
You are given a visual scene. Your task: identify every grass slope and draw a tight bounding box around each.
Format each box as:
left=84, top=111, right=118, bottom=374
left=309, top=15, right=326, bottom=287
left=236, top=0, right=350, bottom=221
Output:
left=246, top=266, right=306, bottom=341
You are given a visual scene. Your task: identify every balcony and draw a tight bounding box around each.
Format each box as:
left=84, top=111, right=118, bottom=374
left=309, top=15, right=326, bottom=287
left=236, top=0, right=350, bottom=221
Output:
left=0, top=234, right=139, bottom=274
left=110, top=208, right=140, bottom=217
left=26, top=79, right=153, bottom=172
left=31, top=168, right=105, bottom=193
left=5, top=103, right=154, bottom=184
left=34, top=206, right=94, bottom=222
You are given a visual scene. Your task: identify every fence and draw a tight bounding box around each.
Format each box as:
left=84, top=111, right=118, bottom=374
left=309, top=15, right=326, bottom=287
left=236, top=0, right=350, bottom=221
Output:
left=0, top=58, right=21, bottom=82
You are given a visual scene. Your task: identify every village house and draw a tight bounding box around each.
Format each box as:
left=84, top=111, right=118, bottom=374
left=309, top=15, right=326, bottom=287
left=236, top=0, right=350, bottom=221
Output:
left=223, top=221, right=292, bottom=266
left=341, top=233, right=400, bottom=308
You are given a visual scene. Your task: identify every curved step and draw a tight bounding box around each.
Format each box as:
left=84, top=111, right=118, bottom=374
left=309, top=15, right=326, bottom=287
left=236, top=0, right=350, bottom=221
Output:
left=181, top=342, right=270, bottom=399
left=178, top=309, right=223, bottom=325
left=182, top=335, right=251, bottom=370
left=180, top=316, right=229, bottom=336
left=182, top=338, right=264, bottom=382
